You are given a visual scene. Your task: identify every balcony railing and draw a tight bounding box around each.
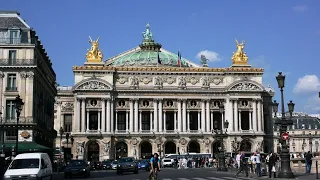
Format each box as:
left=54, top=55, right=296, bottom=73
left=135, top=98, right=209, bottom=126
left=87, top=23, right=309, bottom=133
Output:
left=116, top=130, right=127, bottom=134
left=86, top=130, right=100, bottom=134
left=0, top=38, right=35, bottom=45
left=189, top=130, right=199, bottom=133
left=0, top=117, right=36, bottom=124
left=165, top=130, right=176, bottom=134
left=5, top=136, right=17, bottom=142
left=5, top=86, right=17, bottom=91
left=0, top=59, right=36, bottom=66
left=140, top=130, right=151, bottom=134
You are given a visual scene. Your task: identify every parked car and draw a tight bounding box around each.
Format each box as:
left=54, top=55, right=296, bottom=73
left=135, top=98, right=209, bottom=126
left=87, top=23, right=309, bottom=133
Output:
left=162, top=158, right=174, bottom=167
left=111, top=161, right=118, bottom=170
left=64, top=160, right=90, bottom=178
left=91, top=161, right=101, bottom=170
left=4, top=153, right=52, bottom=180
left=101, top=160, right=112, bottom=170
left=138, top=159, right=150, bottom=171
left=117, top=157, right=138, bottom=174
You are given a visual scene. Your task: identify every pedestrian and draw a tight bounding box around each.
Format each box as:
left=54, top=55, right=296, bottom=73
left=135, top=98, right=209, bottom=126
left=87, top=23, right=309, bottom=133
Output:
left=305, top=151, right=312, bottom=174
left=268, top=152, right=277, bottom=178
left=236, top=151, right=241, bottom=169
left=235, top=152, right=248, bottom=178
left=255, top=151, right=262, bottom=177
left=249, top=153, right=256, bottom=177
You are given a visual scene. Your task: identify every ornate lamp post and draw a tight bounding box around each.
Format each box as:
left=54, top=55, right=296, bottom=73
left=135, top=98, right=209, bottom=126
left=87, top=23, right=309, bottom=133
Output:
left=213, top=117, right=229, bottom=172
left=13, top=95, right=24, bottom=156
left=273, top=72, right=295, bottom=178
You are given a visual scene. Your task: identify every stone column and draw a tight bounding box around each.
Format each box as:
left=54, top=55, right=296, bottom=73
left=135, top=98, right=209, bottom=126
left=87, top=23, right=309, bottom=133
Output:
left=26, top=72, right=34, bottom=117
left=257, top=100, right=262, bottom=132
left=110, top=98, right=114, bottom=133
left=134, top=99, right=139, bottom=132
left=206, top=101, right=210, bottom=132
left=201, top=100, right=206, bottom=132
left=153, top=100, right=158, bottom=132
left=56, top=102, right=62, bottom=129
left=98, top=111, right=101, bottom=131
left=150, top=111, right=153, bottom=131
left=106, top=99, right=111, bottom=132
left=239, top=111, right=242, bottom=131
left=81, top=99, right=86, bottom=132
left=86, top=111, right=89, bottom=131
left=249, top=111, right=252, bottom=130
left=198, top=111, right=201, bottom=131
left=227, top=98, right=233, bottom=132
left=74, top=98, right=81, bottom=132
left=182, top=100, right=187, bottom=132
left=0, top=72, right=4, bottom=116
left=126, top=111, right=129, bottom=132
left=177, top=100, right=182, bottom=132
left=261, top=101, right=264, bottom=131
left=129, top=99, right=134, bottom=133
left=187, top=111, right=190, bottom=131
left=101, top=98, right=106, bottom=132
left=252, top=99, right=257, bottom=132
left=158, top=100, right=163, bottom=132
left=139, top=111, right=142, bottom=131
left=210, top=111, right=213, bottom=131
left=115, top=111, right=118, bottom=131
left=234, top=100, right=238, bottom=132
left=19, top=72, right=27, bottom=117
left=174, top=111, right=177, bottom=131
left=163, top=111, right=166, bottom=131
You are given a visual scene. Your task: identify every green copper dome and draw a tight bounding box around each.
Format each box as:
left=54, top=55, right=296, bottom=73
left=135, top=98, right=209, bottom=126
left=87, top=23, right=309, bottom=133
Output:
left=110, top=23, right=191, bottom=67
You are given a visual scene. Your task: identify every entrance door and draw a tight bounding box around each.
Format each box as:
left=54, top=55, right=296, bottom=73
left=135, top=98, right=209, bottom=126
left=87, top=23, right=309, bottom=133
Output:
left=87, top=141, right=100, bottom=162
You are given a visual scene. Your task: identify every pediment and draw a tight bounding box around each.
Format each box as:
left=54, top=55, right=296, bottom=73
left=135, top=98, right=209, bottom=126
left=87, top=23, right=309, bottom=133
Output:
left=72, top=76, right=113, bottom=92
left=227, top=80, right=264, bottom=92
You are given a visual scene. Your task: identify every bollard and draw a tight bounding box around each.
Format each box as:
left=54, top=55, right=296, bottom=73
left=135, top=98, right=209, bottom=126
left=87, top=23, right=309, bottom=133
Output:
left=317, top=161, right=319, bottom=179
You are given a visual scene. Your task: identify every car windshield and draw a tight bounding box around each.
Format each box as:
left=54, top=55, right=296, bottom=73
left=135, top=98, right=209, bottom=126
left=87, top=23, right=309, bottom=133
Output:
left=9, top=159, right=40, bottom=169
left=139, top=160, right=147, bottom=163
left=68, top=160, right=85, bottom=166
left=120, top=158, right=134, bottom=163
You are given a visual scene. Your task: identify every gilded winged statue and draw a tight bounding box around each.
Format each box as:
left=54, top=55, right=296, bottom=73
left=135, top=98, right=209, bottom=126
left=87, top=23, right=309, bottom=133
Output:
left=86, top=36, right=103, bottom=62
left=232, top=39, right=248, bottom=64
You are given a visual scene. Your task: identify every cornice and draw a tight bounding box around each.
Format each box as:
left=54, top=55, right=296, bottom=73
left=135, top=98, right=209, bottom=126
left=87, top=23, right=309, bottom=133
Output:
left=72, top=66, right=264, bottom=73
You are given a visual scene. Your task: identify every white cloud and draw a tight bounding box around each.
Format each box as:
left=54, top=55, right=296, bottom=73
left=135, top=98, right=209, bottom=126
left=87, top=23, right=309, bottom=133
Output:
left=292, top=5, right=308, bottom=12
left=196, top=50, right=221, bottom=62
left=303, top=95, right=320, bottom=113
left=293, top=75, right=320, bottom=94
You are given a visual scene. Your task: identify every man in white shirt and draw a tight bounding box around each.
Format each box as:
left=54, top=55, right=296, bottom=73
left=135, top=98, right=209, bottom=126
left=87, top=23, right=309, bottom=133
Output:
left=236, top=152, right=241, bottom=169
left=255, top=152, right=261, bottom=177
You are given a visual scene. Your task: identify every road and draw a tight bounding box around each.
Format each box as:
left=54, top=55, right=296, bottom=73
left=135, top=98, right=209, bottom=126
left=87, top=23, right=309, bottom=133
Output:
left=52, top=168, right=317, bottom=180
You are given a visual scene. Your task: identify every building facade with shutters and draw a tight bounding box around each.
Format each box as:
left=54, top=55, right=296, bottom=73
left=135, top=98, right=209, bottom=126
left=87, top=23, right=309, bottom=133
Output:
left=54, top=23, right=275, bottom=161
left=0, top=11, right=57, bottom=154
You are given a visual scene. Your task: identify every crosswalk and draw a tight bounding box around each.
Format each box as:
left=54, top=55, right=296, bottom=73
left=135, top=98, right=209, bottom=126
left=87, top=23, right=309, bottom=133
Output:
left=132, top=176, right=258, bottom=180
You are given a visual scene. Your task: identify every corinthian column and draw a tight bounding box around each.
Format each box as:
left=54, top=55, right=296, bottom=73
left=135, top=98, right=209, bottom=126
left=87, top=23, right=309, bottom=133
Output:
left=81, top=98, right=86, bottom=132
left=252, top=99, right=257, bottom=132
left=153, top=100, right=158, bottom=132
left=101, top=98, right=106, bottom=132
left=129, top=99, right=134, bottom=133
left=201, top=100, right=206, bottom=132
left=177, top=100, right=182, bottom=132
left=182, top=100, right=187, bottom=132
left=158, top=100, right=163, bottom=132
left=257, top=100, right=262, bottom=132
left=106, top=99, right=111, bottom=132
left=234, top=99, right=238, bottom=132
left=74, top=98, right=81, bottom=132
left=206, top=100, right=210, bottom=132
left=134, top=99, right=139, bottom=132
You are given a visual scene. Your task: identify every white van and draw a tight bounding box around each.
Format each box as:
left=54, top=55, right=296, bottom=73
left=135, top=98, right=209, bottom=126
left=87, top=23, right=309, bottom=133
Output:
left=4, top=153, right=52, bottom=180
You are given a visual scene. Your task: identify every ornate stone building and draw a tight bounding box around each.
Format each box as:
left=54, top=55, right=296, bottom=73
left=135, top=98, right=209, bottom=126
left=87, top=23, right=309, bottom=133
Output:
left=0, top=11, right=57, bottom=154
left=54, top=23, right=275, bottom=161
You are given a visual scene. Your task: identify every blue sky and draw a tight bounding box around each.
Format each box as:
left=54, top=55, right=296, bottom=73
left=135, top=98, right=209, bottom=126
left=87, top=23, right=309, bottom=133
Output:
left=2, top=0, right=320, bottom=114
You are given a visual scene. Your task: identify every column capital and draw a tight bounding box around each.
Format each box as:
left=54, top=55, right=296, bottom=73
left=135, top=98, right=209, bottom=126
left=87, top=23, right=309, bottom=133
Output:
left=130, top=98, right=139, bottom=101
left=101, top=97, right=110, bottom=101
left=229, top=98, right=238, bottom=101
left=56, top=101, right=62, bottom=105
left=201, top=99, right=207, bottom=102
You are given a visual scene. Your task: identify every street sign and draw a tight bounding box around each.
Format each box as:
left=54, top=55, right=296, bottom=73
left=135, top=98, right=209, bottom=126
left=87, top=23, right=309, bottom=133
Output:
left=281, top=132, right=289, bottom=140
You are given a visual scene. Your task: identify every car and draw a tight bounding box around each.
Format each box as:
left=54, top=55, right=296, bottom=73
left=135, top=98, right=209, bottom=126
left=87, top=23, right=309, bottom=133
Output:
left=162, top=158, right=174, bottom=167
left=117, top=157, right=138, bottom=174
left=64, top=160, right=90, bottom=178
left=111, top=160, right=118, bottom=170
left=91, top=161, right=101, bottom=170
left=138, top=159, right=150, bottom=171
left=101, top=160, right=112, bottom=170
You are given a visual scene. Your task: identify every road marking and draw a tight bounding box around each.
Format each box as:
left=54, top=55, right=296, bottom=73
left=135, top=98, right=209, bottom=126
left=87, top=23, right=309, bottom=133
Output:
left=207, top=177, right=225, bottom=180
left=177, top=178, right=190, bottom=180
left=193, top=178, right=208, bottom=180
left=223, top=177, right=244, bottom=180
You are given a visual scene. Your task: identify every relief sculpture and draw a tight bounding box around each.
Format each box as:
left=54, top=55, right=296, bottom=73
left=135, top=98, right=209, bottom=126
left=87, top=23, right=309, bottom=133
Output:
left=153, top=76, right=163, bottom=88
left=129, top=76, right=139, bottom=89
left=177, top=76, right=186, bottom=89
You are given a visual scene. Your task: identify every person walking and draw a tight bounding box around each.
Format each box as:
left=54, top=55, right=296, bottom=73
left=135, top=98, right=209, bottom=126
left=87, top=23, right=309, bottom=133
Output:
left=305, top=151, right=312, bottom=174
left=235, top=152, right=248, bottom=178
left=255, top=152, right=262, bottom=177
left=268, top=152, right=277, bottom=178
left=236, top=151, right=241, bottom=169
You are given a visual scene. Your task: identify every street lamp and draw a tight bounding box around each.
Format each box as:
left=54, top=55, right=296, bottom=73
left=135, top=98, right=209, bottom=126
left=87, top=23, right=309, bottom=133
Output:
left=213, top=119, right=229, bottom=171
left=13, top=95, right=24, bottom=156
left=274, top=72, right=295, bottom=178
left=272, top=100, right=279, bottom=118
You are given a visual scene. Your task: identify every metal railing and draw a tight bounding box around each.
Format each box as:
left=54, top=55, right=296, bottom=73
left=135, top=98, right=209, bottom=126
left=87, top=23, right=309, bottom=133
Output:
left=165, top=130, right=175, bottom=134
left=140, top=130, right=151, bottom=133
left=0, top=117, right=36, bottom=124
left=0, top=59, right=36, bottom=66
left=5, top=136, right=16, bottom=142
left=0, top=38, right=35, bottom=45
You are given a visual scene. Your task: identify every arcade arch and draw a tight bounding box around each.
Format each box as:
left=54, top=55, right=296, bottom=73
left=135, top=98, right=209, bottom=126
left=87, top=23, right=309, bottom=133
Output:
left=140, top=141, right=152, bottom=159
left=188, top=140, right=200, bottom=153
left=164, top=141, right=176, bottom=154
left=87, top=141, right=100, bottom=162
left=115, top=142, right=128, bottom=159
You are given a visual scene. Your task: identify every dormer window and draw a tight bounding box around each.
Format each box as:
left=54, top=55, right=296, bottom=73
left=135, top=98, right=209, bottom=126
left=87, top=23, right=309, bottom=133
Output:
left=308, top=124, right=312, bottom=129
left=302, top=124, right=305, bottom=129
left=8, top=29, right=20, bottom=44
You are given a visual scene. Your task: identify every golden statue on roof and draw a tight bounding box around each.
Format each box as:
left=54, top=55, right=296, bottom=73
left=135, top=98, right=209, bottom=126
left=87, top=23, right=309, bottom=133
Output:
left=86, top=36, right=103, bottom=62
left=232, top=39, right=248, bottom=65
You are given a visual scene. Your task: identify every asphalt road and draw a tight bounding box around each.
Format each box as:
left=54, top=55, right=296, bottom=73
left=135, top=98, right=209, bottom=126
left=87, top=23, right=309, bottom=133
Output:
left=52, top=168, right=316, bottom=180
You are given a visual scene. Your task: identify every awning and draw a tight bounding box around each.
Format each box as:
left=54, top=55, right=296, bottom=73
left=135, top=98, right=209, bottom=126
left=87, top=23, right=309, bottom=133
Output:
left=0, top=142, right=52, bottom=152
